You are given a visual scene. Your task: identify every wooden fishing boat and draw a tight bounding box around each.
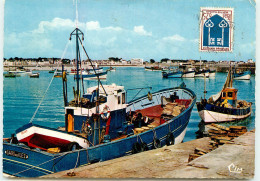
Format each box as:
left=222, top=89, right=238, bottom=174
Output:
left=3, top=83, right=196, bottom=177
left=196, top=67, right=252, bottom=123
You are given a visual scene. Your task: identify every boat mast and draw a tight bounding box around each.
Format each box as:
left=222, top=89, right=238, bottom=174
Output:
left=70, top=28, right=84, bottom=105
left=76, top=28, right=80, bottom=103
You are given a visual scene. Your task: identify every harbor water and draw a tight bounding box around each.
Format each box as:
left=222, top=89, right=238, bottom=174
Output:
left=3, top=67, right=255, bottom=142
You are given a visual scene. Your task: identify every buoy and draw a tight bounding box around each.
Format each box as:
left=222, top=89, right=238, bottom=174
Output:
left=101, top=105, right=110, bottom=120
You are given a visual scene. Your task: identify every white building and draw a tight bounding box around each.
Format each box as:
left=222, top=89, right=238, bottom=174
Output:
left=247, top=59, right=254, bottom=63
left=131, top=58, right=143, bottom=65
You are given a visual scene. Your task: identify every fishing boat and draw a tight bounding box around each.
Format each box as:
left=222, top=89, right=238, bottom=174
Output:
left=29, top=72, right=40, bottom=78
left=4, top=72, right=19, bottom=78
left=70, top=68, right=84, bottom=75
left=194, top=68, right=209, bottom=78
left=144, top=66, right=162, bottom=71
left=182, top=68, right=195, bottom=78
left=49, top=69, right=56, bottom=73
left=108, top=66, right=116, bottom=71
left=3, top=13, right=197, bottom=177
left=209, top=70, right=216, bottom=77
left=54, top=72, right=63, bottom=78
left=9, top=70, right=26, bottom=75
left=75, top=69, right=107, bottom=80
left=196, top=67, right=252, bottom=123
left=162, top=66, right=183, bottom=78
left=233, top=70, right=251, bottom=80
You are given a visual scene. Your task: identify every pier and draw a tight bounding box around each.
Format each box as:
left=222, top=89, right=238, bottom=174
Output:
left=42, top=129, right=254, bottom=179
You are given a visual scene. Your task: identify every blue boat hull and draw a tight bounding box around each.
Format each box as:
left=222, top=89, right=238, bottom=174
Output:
left=3, top=87, right=196, bottom=177
left=162, top=71, right=183, bottom=78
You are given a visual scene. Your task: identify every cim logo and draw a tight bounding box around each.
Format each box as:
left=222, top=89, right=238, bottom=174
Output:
left=200, top=8, right=233, bottom=52
left=228, top=163, right=243, bottom=173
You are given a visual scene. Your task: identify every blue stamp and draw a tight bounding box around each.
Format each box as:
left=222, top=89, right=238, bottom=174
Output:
left=200, top=8, right=234, bottom=52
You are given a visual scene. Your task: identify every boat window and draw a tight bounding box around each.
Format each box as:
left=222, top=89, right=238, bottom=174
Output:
left=122, top=93, right=126, bottom=104
left=118, top=96, right=121, bottom=104
left=228, top=92, right=233, bottom=98
left=222, top=92, right=226, bottom=97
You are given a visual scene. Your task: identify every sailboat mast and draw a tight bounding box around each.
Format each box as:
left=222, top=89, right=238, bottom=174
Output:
left=76, top=28, right=80, bottom=104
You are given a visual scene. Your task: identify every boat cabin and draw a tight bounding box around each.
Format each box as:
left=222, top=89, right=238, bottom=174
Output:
left=65, top=84, right=128, bottom=145
left=220, top=87, right=238, bottom=107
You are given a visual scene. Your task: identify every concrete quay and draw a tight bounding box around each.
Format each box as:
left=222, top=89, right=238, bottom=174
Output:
left=42, top=130, right=255, bottom=179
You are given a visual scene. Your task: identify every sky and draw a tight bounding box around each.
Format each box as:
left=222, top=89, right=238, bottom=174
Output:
left=3, top=0, right=256, bottom=61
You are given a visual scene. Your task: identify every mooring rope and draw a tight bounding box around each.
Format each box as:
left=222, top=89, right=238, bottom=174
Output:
left=29, top=40, right=71, bottom=123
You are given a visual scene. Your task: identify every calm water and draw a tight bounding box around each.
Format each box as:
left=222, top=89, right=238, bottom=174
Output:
left=3, top=67, right=255, bottom=142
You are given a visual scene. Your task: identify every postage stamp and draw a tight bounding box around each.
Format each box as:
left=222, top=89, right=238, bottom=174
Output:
left=200, top=7, right=234, bottom=52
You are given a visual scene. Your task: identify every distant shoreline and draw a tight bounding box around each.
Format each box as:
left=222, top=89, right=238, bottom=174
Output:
left=3, top=62, right=255, bottom=74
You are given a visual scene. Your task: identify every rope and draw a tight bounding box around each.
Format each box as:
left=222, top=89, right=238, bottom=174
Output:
left=151, top=128, right=157, bottom=140
left=201, top=103, right=220, bottom=123
left=29, top=40, right=71, bottom=123
left=74, top=150, right=80, bottom=169
left=67, top=150, right=80, bottom=176
left=12, top=152, right=69, bottom=176
left=137, top=134, right=144, bottom=144
left=78, top=37, right=107, bottom=96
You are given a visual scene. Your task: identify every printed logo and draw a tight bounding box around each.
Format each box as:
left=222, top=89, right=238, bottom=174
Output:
left=228, top=163, right=243, bottom=173
left=200, top=7, right=234, bottom=52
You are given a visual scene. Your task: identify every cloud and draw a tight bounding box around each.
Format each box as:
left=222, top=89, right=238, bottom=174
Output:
left=33, top=18, right=76, bottom=33
left=162, top=34, right=185, bottom=42
left=86, top=21, right=122, bottom=31
left=32, top=18, right=123, bottom=34
left=86, top=21, right=101, bottom=30
left=5, top=32, right=55, bottom=58
left=133, top=26, right=152, bottom=36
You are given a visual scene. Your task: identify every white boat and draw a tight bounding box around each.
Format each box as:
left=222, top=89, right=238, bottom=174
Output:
left=182, top=68, right=195, bottom=78
left=9, top=70, right=27, bottom=75
left=233, top=70, right=251, bottom=80
left=29, top=72, right=40, bottom=78
left=194, top=69, right=209, bottom=78
left=196, top=67, right=252, bottom=123
left=209, top=70, right=216, bottom=77
left=79, top=70, right=107, bottom=80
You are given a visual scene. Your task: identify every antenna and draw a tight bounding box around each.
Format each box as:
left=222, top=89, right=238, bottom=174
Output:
left=75, top=0, right=79, bottom=28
